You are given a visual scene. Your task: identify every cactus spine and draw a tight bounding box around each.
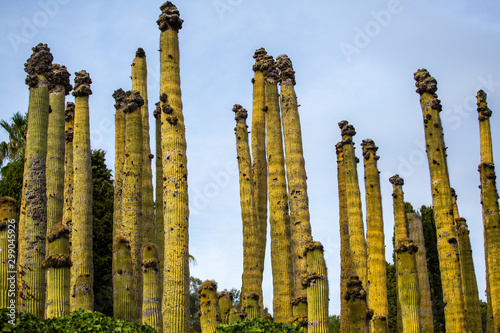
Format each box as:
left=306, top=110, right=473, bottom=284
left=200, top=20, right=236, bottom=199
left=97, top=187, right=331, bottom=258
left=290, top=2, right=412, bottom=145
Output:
left=251, top=47, right=267, bottom=315
left=336, top=142, right=351, bottom=333
left=345, top=276, right=370, bottom=332
left=63, top=102, right=74, bottom=230
left=477, top=90, right=500, bottom=332
left=71, top=70, right=94, bottom=311
left=154, top=102, right=164, bottom=298
left=264, top=55, right=294, bottom=323
left=157, top=3, right=190, bottom=331
left=142, top=243, right=162, bottom=331
left=304, top=242, right=329, bottom=333
left=132, top=48, right=155, bottom=245
left=233, top=104, right=261, bottom=318
left=199, top=280, right=220, bottom=333
left=113, top=235, right=135, bottom=321
left=407, top=212, right=434, bottom=333
left=361, top=139, right=388, bottom=333
left=44, top=222, right=71, bottom=318
left=18, top=43, right=53, bottom=317
left=218, top=292, right=233, bottom=325
left=0, top=197, right=16, bottom=309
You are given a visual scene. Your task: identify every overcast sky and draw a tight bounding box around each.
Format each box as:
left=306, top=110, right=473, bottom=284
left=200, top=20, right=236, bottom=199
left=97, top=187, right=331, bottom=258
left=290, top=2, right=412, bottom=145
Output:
left=1, top=0, right=500, bottom=316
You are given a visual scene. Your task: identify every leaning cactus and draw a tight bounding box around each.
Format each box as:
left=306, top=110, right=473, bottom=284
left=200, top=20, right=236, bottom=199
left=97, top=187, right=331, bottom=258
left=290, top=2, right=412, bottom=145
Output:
left=0, top=197, right=16, bottom=309
left=198, top=280, right=220, bottom=333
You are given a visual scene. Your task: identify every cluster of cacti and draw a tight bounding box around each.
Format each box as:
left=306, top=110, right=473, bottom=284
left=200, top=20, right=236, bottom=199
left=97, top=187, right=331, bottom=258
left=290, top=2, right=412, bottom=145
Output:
left=198, top=280, right=220, bottom=333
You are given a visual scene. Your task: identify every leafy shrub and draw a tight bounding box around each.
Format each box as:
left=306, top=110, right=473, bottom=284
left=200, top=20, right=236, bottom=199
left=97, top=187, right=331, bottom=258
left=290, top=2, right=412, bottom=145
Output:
left=0, top=308, right=158, bottom=332
left=216, top=318, right=303, bottom=332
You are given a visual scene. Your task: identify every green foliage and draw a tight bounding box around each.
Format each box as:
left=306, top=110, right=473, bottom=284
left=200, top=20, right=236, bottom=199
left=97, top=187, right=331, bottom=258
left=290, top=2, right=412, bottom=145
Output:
left=91, top=149, right=114, bottom=316
left=386, top=261, right=397, bottom=332
left=0, top=157, right=23, bottom=213
left=0, top=308, right=158, bottom=332
left=215, top=318, right=303, bottom=332
left=0, top=111, right=27, bottom=167
left=328, top=315, right=340, bottom=333
left=480, top=300, right=488, bottom=333
left=189, top=276, right=203, bottom=332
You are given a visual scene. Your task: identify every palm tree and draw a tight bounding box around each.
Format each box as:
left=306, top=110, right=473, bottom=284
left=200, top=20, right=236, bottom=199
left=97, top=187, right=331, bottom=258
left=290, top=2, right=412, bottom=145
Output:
left=0, top=112, right=28, bottom=166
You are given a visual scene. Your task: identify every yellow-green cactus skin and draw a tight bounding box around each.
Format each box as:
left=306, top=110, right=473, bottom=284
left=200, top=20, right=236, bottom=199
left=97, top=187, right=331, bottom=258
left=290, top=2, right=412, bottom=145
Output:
left=276, top=55, right=315, bottom=321
left=451, top=190, right=482, bottom=333
left=361, top=140, right=388, bottom=333
left=407, top=212, right=434, bottom=333
left=43, top=222, right=71, bottom=318
left=336, top=142, right=351, bottom=333
left=154, top=102, right=164, bottom=298
left=414, top=69, right=467, bottom=331
left=476, top=90, right=500, bottom=332
left=71, top=70, right=94, bottom=312
left=0, top=197, right=16, bottom=309
left=394, top=239, right=421, bottom=333
left=250, top=48, right=267, bottom=315
left=63, top=102, right=74, bottom=231
left=198, top=280, right=220, bottom=333
left=338, top=121, right=367, bottom=290
left=122, top=90, right=145, bottom=319
left=18, top=43, right=52, bottom=317
left=344, top=276, right=371, bottom=333
left=132, top=48, right=155, bottom=245
left=228, top=307, right=244, bottom=324
left=303, top=242, right=329, bottom=333
left=113, top=235, right=135, bottom=321
left=233, top=104, right=261, bottom=318
left=142, top=243, right=162, bottom=331
left=264, top=55, right=294, bottom=323
left=157, top=3, right=190, bottom=331
left=218, top=292, right=233, bottom=324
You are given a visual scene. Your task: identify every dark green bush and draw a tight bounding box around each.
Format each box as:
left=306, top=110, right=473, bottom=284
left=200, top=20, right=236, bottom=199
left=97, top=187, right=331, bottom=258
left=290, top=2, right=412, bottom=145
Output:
left=215, top=318, right=303, bottom=332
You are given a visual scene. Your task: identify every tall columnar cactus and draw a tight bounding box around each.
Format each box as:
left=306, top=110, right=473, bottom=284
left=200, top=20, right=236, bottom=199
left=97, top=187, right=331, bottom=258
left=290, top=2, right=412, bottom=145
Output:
left=361, top=139, right=388, bottom=333
left=18, top=43, right=53, bottom=317
left=113, top=89, right=126, bottom=257
left=71, top=69, right=94, bottom=311
left=476, top=90, right=500, bottom=332
left=344, top=276, right=371, bottom=332
left=154, top=102, right=164, bottom=298
left=132, top=48, right=155, bottom=245
left=113, top=235, right=135, bottom=321
left=450, top=189, right=482, bottom=333
left=46, top=64, right=72, bottom=240
left=336, top=142, right=351, bottom=333
left=0, top=197, right=16, bottom=309
left=407, top=212, right=434, bottom=333
left=157, top=3, right=190, bottom=331
left=414, top=69, right=467, bottom=331
left=198, top=280, right=220, bottom=333
left=142, top=243, right=162, bottom=331
left=338, top=121, right=367, bottom=289
left=233, top=104, right=261, bottom=318
left=63, top=102, right=74, bottom=231
left=122, top=90, right=145, bottom=319
left=250, top=48, right=268, bottom=316
left=218, top=292, right=234, bottom=325
left=43, top=222, right=71, bottom=318
left=264, top=55, right=294, bottom=323
left=303, top=242, right=329, bottom=333
left=276, top=54, right=314, bottom=321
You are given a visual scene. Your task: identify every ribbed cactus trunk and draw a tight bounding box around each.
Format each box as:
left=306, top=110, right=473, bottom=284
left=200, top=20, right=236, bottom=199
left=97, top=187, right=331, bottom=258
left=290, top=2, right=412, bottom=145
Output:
left=250, top=47, right=267, bottom=316
left=476, top=90, right=500, bottom=332
left=18, top=43, right=53, bottom=317
left=414, top=69, right=467, bottom=332
left=154, top=102, right=164, bottom=298
left=361, top=140, right=388, bottom=333
left=63, top=102, right=74, bottom=230
left=113, top=235, right=135, bottom=321
left=132, top=48, right=155, bottom=245
left=276, top=54, right=314, bottom=323
left=218, top=292, right=233, bottom=325
left=233, top=104, right=261, bottom=318
left=0, top=197, right=16, bottom=309
left=199, top=280, right=220, bottom=333
left=142, top=243, right=162, bottom=331
left=338, top=121, right=367, bottom=290
left=451, top=190, right=482, bottom=333
left=71, top=70, right=94, bottom=311
left=407, top=212, right=434, bottom=333
left=345, top=276, right=370, bottom=332
left=304, top=242, right=329, bottom=333
left=157, top=3, right=190, bottom=331
left=336, top=142, right=351, bottom=333
left=44, top=222, right=71, bottom=318
left=390, top=175, right=420, bottom=333
left=122, top=90, right=145, bottom=319
left=228, top=307, right=243, bottom=323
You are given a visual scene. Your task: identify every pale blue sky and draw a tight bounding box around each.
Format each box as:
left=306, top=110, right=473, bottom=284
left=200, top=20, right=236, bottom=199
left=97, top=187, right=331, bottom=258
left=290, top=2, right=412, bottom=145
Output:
left=1, top=0, right=500, bottom=315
